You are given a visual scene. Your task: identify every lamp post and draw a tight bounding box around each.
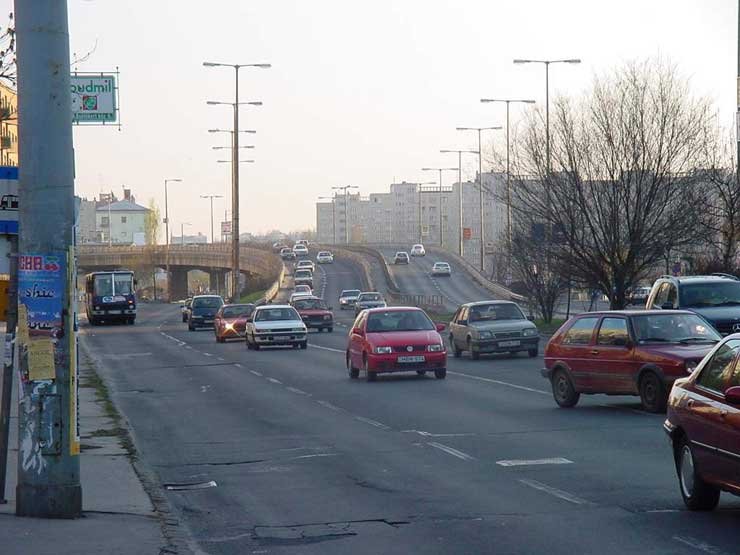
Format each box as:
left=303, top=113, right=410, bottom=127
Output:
left=332, top=185, right=359, bottom=243
left=421, top=167, right=458, bottom=247
left=455, top=126, right=501, bottom=271
left=163, top=178, right=182, bottom=301
left=479, top=98, right=536, bottom=248
left=440, top=149, right=478, bottom=257
left=180, top=222, right=191, bottom=245
left=203, top=60, right=270, bottom=301
left=413, top=181, right=436, bottom=244
left=318, top=194, right=337, bottom=244
left=200, top=194, right=223, bottom=243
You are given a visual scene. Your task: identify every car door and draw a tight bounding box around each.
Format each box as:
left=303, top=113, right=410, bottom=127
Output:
left=591, top=316, right=635, bottom=393
left=448, top=307, right=462, bottom=346
left=452, top=307, right=469, bottom=348
left=713, top=358, right=740, bottom=486
left=556, top=316, right=600, bottom=391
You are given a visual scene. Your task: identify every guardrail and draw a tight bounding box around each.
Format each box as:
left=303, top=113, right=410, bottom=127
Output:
left=256, top=263, right=286, bottom=305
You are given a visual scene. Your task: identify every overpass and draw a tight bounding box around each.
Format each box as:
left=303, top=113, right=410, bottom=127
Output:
left=77, top=244, right=281, bottom=300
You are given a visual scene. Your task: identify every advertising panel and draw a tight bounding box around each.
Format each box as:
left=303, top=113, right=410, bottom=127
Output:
left=71, top=74, right=117, bottom=123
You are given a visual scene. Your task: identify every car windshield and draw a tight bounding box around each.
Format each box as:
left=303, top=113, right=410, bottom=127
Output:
left=222, top=305, right=254, bottom=318
left=359, top=293, right=381, bottom=302
left=295, top=285, right=311, bottom=292
left=341, top=290, right=360, bottom=297
left=633, top=314, right=721, bottom=343
left=255, top=307, right=300, bottom=322
left=681, top=282, right=740, bottom=307
left=192, top=297, right=223, bottom=309
left=366, top=310, right=434, bottom=332
left=469, top=303, right=524, bottom=322
left=294, top=298, right=328, bottom=310
left=295, top=270, right=312, bottom=277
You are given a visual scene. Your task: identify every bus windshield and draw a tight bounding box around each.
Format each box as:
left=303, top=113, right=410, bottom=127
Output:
left=114, top=274, right=134, bottom=295
left=94, top=274, right=113, bottom=296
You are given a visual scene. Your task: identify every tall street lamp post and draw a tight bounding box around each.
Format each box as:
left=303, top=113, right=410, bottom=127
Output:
left=204, top=61, right=270, bottom=301
left=413, top=181, right=436, bottom=244
left=318, top=194, right=337, bottom=244
left=200, top=194, right=223, bottom=243
left=455, top=126, right=501, bottom=271
left=440, top=149, right=478, bottom=257
left=332, top=185, right=359, bottom=243
left=421, top=167, right=458, bottom=247
left=163, top=178, right=182, bottom=301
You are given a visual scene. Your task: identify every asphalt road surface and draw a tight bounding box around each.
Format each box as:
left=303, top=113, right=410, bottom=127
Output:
left=81, top=270, right=740, bottom=554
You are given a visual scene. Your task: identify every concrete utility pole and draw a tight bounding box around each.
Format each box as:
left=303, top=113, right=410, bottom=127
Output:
left=163, top=178, right=181, bottom=300
left=15, top=0, right=81, bottom=517
left=737, top=1, right=739, bottom=196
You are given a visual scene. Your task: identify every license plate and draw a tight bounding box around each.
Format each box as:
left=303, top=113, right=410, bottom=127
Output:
left=203, top=320, right=213, bottom=324
left=499, top=340, right=520, bottom=347
left=398, top=355, right=425, bottom=363
left=107, top=310, right=122, bottom=314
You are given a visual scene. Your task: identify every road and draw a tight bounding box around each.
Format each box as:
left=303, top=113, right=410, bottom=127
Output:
left=81, top=269, right=740, bottom=554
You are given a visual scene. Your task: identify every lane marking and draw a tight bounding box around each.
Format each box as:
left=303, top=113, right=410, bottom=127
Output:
left=266, top=377, right=283, bottom=385
left=316, top=400, right=343, bottom=412
left=401, top=429, right=475, bottom=438
left=673, top=535, right=730, bottom=555
left=249, top=370, right=262, bottom=376
left=448, top=371, right=549, bottom=395
left=202, top=352, right=213, bottom=357
left=497, top=457, right=573, bottom=467
left=217, top=357, right=225, bottom=362
left=354, top=416, right=390, bottom=430
left=293, top=453, right=338, bottom=460
left=518, top=478, right=590, bottom=505
left=286, top=386, right=309, bottom=395
left=427, top=441, right=475, bottom=461
left=308, top=343, right=345, bottom=354
left=234, top=363, right=243, bottom=368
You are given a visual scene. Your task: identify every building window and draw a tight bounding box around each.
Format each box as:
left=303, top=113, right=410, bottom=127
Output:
left=121, top=216, right=127, bottom=223
left=101, top=216, right=109, bottom=227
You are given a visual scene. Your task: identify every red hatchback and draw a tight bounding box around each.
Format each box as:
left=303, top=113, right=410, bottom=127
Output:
left=290, top=296, right=334, bottom=332
left=346, top=307, right=447, bottom=381
left=214, top=303, right=255, bottom=343
left=542, top=310, right=720, bottom=412
left=664, top=335, right=740, bottom=510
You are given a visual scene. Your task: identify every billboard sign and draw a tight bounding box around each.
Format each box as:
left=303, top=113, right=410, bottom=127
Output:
left=71, top=74, right=117, bottom=124
left=221, top=221, right=232, bottom=235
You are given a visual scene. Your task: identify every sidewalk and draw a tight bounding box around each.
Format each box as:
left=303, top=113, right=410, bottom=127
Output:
left=0, top=346, right=172, bottom=554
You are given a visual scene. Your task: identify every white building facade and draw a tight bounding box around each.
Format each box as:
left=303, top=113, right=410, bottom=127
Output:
left=96, top=200, right=149, bottom=245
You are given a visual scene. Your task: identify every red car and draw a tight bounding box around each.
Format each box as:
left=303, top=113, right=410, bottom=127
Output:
left=290, top=296, right=334, bottom=332
left=664, top=335, right=740, bottom=510
left=346, top=307, right=447, bottom=381
left=214, top=303, right=255, bottom=343
left=542, top=310, right=720, bottom=412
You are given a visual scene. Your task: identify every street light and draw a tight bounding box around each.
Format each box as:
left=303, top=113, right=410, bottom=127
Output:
left=318, top=194, right=337, bottom=244
left=180, top=222, right=192, bottom=245
left=208, top=128, right=257, bottom=134
left=204, top=60, right=270, bottom=301
left=200, top=194, right=224, bottom=243
left=455, top=126, right=502, bottom=270
left=217, top=159, right=256, bottom=164
left=421, top=167, right=458, bottom=247
left=479, top=98, right=536, bottom=248
left=212, top=145, right=255, bottom=150
left=163, top=178, right=182, bottom=301
left=331, top=185, right=359, bottom=244
left=440, top=149, right=478, bottom=257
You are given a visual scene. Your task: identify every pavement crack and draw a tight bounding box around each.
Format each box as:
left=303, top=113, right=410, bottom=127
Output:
left=348, top=475, right=398, bottom=494
left=155, top=459, right=266, bottom=468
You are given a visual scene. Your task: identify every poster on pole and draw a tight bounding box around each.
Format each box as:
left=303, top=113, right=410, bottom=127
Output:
left=71, top=73, right=119, bottom=125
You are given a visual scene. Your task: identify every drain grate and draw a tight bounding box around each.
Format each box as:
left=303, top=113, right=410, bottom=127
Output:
left=164, top=480, right=217, bottom=491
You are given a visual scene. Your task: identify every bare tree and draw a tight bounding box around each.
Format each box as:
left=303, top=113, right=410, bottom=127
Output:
left=509, top=59, right=711, bottom=309
left=0, top=14, right=15, bottom=85
left=144, top=198, right=160, bottom=246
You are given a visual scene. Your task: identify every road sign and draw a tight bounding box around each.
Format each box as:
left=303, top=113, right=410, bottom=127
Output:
left=221, top=221, right=232, bottom=234
left=71, top=74, right=117, bottom=124
left=0, top=166, right=18, bottom=235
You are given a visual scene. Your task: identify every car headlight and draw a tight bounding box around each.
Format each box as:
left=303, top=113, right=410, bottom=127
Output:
left=479, top=331, right=492, bottom=339
left=294, top=327, right=306, bottom=333
left=225, top=323, right=234, bottom=331
left=323, top=314, right=331, bottom=320
left=685, top=360, right=698, bottom=374
left=427, top=344, right=443, bottom=352
left=522, top=328, right=538, bottom=337
left=374, top=346, right=393, bottom=354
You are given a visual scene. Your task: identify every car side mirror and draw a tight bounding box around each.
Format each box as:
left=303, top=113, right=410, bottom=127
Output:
left=436, top=323, right=446, bottom=332
left=724, top=386, right=740, bottom=405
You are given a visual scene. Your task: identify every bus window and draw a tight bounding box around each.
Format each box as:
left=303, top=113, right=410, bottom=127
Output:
left=114, top=274, right=133, bottom=295
left=94, top=274, right=113, bottom=297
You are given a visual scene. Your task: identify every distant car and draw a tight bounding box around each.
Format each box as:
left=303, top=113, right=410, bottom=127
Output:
left=542, top=310, right=720, bottom=412
left=346, top=307, right=447, bottom=381
left=291, top=296, right=334, bottom=332
left=295, top=239, right=310, bottom=248
left=214, top=303, right=255, bottom=343
left=290, top=285, right=313, bottom=303
left=245, top=305, right=307, bottom=350
left=410, top=244, right=425, bottom=257
left=294, top=269, right=313, bottom=289
left=280, top=247, right=296, bottom=261
left=431, top=262, right=451, bottom=277
left=628, top=286, right=651, bottom=306
left=449, top=301, right=539, bottom=360
left=181, top=298, right=192, bottom=322
left=293, top=244, right=309, bottom=257
left=316, top=251, right=334, bottom=264
left=339, top=289, right=361, bottom=310
left=272, top=242, right=288, bottom=252
left=393, top=252, right=410, bottom=265
left=296, top=259, right=315, bottom=273
left=188, top=295, right=224, bottom=331
left=355, top=292, right=386, bottom=316
left=664, top=334, right=740, bottom=511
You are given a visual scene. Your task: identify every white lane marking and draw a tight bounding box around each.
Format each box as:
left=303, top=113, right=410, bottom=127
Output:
left=673, top=535, right=730, bottom=555
left=100, top=352, right=153, bottom=359
left=354, top=416, right=390, bottom=430
left=497, top=457, right=573, bottom=467
left=316, top=400, right=343, bottom=412
left=518, top=478, right=591, bottom=505
left=448, top=371, right=550, bottom=395
left=427, top=441, right=475, bottom=461
left=160, top=332, right=186, bottom=347
left=286, top=386, right=309, bottom=395
left=202, top=352, right=213, bottom=357
left=308, top=343, right=345, bottom=354
left=200, top=385, right=211, bottom=393
left=234, top=363, right=243, bottom=368
left=293, top=453, right=338, bottom=460
left=249, top=370, right=262, bottom=376
left=266, top=377, right=283, bottom=385
left=217, top=357, right=225, bottom=362
left=401, top=429, right=475, bottom=438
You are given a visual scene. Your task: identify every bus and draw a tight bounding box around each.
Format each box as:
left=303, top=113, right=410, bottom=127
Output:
left=84, top=270, right=137, bottom=325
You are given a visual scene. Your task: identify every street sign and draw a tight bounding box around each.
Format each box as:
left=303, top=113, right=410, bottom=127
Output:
left=221, top=221, right=232, bottom=234
left=70, top=74, right=117, bottom=124
left=0, top=166, right=18, bottom=235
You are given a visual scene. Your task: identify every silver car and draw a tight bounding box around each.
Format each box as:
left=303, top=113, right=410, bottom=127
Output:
left=339, top=289, right=361, bottom=310
left=448, top=301, right=539, bottom=359
left=354, top=292, right=386, bottom=316
left=245, top=305, right=308, bottom=350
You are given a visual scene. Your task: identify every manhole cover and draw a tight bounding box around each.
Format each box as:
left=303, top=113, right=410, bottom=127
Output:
left=164, top=480, right=217, bottom=491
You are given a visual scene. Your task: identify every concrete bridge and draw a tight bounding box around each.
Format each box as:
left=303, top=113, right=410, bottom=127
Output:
left=76, top=244, right=281, bottom=300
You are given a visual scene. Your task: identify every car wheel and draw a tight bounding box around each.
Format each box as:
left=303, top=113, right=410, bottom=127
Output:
left=552, top=369, right=580, bottom=408
left=528, top=347, right=538, bottom=358
left=188, top=324, right=195, bottom=331
left=216, top=335, right=224, bottom=343
left=364, top=355, right=376, bottom=382
left=347, top=352, right=360, bottom=379
left=676, top=436, right=720, bottom=511
left=450, top=336, right=462, bottom=358
left=251, top=335, right=260, bottom=351
left=300, top=341, right=308, bottom=350
left=327, top=327, right=333, bottom=333
left=639, top=372, right=667, bottom=413
left=416, top=370, right=426, bottom=376
left=468, top=337, right=480, bottom=361
left=434, top=369, right=447, bottom=380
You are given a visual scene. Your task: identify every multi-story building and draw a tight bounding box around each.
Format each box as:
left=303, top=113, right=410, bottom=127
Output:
left=0, top=82, right=17, bottom=167
left=97, top=195, right=149, bottom=245
left=76, top=197, right=98, bottom=244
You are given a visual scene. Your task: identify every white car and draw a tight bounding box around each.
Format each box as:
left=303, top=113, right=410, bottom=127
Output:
left=245, top=305, right=307, bottom=350
left=339, top=289, right=361, bottom=310
left=296, top=259, right=315, bottom=272
left=316, top=251, right=334, bottom=264
left=289, top=285, right=313, bottom=303
left=410, top=244, right=425, bottom=257
left=431, top=262, right=451, bottom=276
left=293, top=244, right=309, bottom=257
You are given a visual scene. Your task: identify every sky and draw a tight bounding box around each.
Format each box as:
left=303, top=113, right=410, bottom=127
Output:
left=12, top=0, right=738, bottom=237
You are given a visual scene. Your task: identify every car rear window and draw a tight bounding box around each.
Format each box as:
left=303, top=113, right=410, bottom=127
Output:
left=562, top=317, right=599, bottom=345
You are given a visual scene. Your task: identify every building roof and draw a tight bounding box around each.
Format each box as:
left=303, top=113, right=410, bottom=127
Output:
left=96, top=200, right=149, bottom=212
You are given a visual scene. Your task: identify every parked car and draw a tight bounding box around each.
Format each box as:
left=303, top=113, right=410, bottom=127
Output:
left=628, top=286, right=651, bottom=306
left=280, top=247, right=296, bottom=261
left=181, top=298, right=192, bottom=322
left=664, top=334, right=740, bottom=510
left=542, top=310, right=720, bottom=412
left=646, top=274, right=740, bottom=335
left=346, top=307, right=447, bottom=381
left=214, top=303, right=255, bottom=343
left=291, top=296, right=333, bottom=332
left=296, top=259, right=315, bottom=273
left=339, top=289, right=361, bottom=310
left=188, top=295, right=225, bottom=331
left=316, top=251, right=334, bottom=264
left=431, top=262, right=451, bottom=277
left=410, top=244, right=426, bottom=257
left=293, top=244, right=309, bottom=257
left=354, top=292, right=386, bottom=316
left=449, top=301, right=539, bottom=360
left=393, top=252, right=410, bottom=265
left=294, top=269, right=314, bottom=289
left=245, top=305, right=308, bottom=350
